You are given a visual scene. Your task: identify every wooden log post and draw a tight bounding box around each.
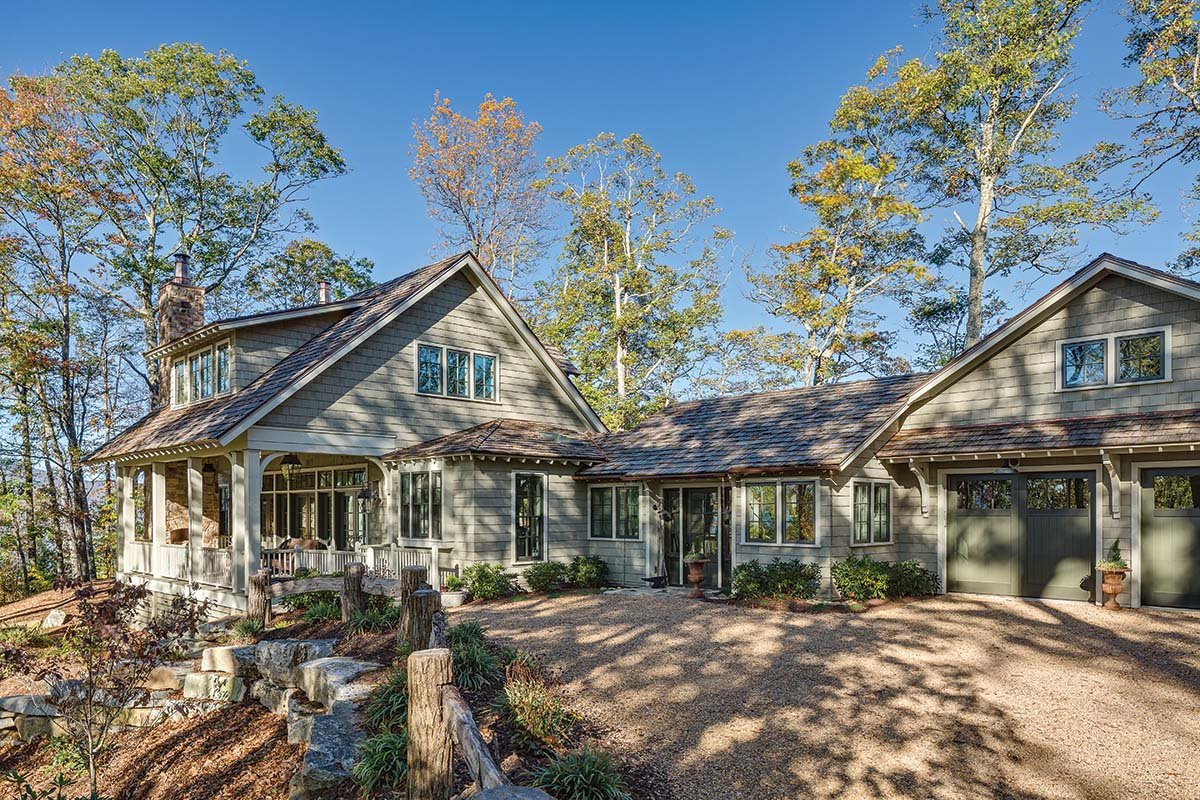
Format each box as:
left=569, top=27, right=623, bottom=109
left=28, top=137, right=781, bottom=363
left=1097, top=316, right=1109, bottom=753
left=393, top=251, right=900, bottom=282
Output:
left=247, top=568, right=272, bottom=626
left=407, top=648, right=453, bottom=800
left=399, top=564, right=429, bottom=631
left=405, top=588, right=441, bottom=655
left=429, top=610, right=448, bottom=649
left=442, top=685, right=510, bottom=790
left=341, top=562, right=367, bottom=622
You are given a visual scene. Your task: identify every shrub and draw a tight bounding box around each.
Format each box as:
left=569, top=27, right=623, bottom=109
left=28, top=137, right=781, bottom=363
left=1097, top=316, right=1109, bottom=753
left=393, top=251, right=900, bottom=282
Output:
left=731, top=559, right=821, bottom=599
left=447, top=621, right=487, bottom=649
left=228, top=617, right=265, bottom=642
left=568, top=555, right=609, bottom=589
left=502, top=649, right=549, bottom=684
left=281, top=567, right=337, bottom=612
left=365, top=669, right=408, bottom=733
left=831, top=555, right=890, bottom=601
left=461, top=563, right=519, bottom=600
left=443, top=574, right=465, bottom=592
left=491, top=679, right=575, bottom=751
left=302, top=599, right=341, bottom=623
left=452, top=639, right=499, bottom=691
left=887, top=560, right=940, bottom=597
left=45, top=737, right=88, bottom=776
left=351, top=730, right=408, bottom=796
left=0, top=625, right=50, bottom=648
left=348, top=605, right=403, bottom=635
left=527, top=749, right=631, bottom=800
left=2, top=771, right=102, bottom=800
left=523, top=561, right=571, bottom=593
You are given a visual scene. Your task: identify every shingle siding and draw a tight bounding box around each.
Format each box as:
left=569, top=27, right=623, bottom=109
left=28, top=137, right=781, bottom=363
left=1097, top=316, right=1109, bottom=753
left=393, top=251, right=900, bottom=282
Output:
left=233, top=311, right=348, bottom=390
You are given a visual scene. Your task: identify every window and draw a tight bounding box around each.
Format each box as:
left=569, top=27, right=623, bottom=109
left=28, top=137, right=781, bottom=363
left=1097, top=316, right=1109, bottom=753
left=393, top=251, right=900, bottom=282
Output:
left=170, top=339, right=233, bottom=407
left=1117, top=331, right=1165, bottom=383
left=260, top=464, right=371, bottom=549
left=955, top=479, right=1013, bottom=510
left=852, top=481, right=891, bottom=544
left=1062, top=339, right=1106, bottom=388
left=589, top=486, right=640, bottom=539
left=744, top=480, right=817, bottom=545
left=1154, top=474, right=1200, bottom=510
left=415, top=342, right=499, bottom=401
left=398, top=467, right=443, bottom=539
left=1026, top=476, right=1090, bottom=510
left=514, top=473, right=545, bottom=561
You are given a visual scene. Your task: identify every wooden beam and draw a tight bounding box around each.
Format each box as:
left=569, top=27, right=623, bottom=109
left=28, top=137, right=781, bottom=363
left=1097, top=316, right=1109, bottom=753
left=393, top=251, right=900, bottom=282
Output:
left=1101, top=451, right=1121, bottom=519
left=907, top=459, right=930, bottom=517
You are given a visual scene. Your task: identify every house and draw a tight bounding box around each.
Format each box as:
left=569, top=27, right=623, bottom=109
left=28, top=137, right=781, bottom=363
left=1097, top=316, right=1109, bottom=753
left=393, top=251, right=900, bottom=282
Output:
left=87, top=251, right=1200, bottom=614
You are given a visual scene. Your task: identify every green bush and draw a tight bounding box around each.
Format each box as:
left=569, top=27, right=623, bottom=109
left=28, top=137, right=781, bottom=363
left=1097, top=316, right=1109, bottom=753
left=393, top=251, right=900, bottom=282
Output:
left=302, top=599, right=341, bottom=623
left=527, top=749, right=631, bottom=800
left=443, top=573, right=465, bottom=592
left=452, top=639, right=499, bottom=691
left=491, top=679, right=575, bottom=751
left=228, top=617, right=265, bottom=642
left=348, top=605, right=404, bottom=635
left=44, top=737, right=87, bottom=776
left=351, top=730, right=408, bottom=796
left=522, top=561, right=571, bottom=593
left=281, top=567, right=337, bottom=612
left=461, top=563, right=519, bottom=600
left=887, top=560, right=940, bottom=597
left=731, top=559, right=821, bottom=599
left=447, top=621, right=487, bottom=649
left=365, top=669, right=408, bottom=733
left=0, top=625, right=50, bottom=648
left=831, top=555, right=891, bottom=601
left=568, top=555, right=609, bottom=588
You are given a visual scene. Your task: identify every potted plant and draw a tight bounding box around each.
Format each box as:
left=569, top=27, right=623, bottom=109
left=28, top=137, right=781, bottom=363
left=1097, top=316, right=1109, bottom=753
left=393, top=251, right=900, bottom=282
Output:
left=441, top=574, right=468, bottom=608
left=1096, top=540, right=1129, bottom=610
left=683, top=546, right=711, bottom=599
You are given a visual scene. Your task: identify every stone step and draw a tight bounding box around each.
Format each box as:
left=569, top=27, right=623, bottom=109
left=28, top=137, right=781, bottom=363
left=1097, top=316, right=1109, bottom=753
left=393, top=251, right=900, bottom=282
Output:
left=292, top=657, right=382, bottom=715
left=200, top=644, right=259, bottom=678
left=182, top=672, right=246, bottom=703
left=255, top=639, right=336, bottom=686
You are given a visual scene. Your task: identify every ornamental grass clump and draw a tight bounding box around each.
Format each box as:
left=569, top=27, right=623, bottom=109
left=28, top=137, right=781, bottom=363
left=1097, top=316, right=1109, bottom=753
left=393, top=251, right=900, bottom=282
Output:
left=302, top=599, right=341, bottom=623
left=527, top=748, right=631, bottom=800
left=452, top=639, right=499, bottom=691
left=228, top=616, right=265, bottom=643
left=492, top=678, right=575, bottom=752
left=365, top=669, right=408, bottom=734
left=348, top=603, right=404, bottom=635
left=351, top=730, right=408, bottom=797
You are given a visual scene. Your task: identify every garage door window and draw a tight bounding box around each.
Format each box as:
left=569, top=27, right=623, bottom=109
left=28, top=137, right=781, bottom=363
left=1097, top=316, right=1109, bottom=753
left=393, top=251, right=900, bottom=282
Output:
left=1026, top=477, right=1090, bottom=510
left=955, top=479, right=1012, bottom=510
left=1153, top=474, right=1200, bottom=513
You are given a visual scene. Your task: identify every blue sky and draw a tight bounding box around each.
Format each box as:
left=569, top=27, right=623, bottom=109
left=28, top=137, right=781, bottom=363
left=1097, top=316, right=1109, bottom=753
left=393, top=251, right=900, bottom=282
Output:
left=3, top=0, right=1192, bottom=359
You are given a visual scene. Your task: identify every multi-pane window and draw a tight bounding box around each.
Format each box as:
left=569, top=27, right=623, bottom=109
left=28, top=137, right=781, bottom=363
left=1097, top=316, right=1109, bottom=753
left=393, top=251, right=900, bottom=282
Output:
left=172, top=340, right=233, bottom=407
left=398, top=468, right=442, bottom=539
left=745, top=480, right=817, bottom=544
left=589, top=486, right=639, bottom=539
left=1154, top=474, right=1200, bottom=510
left=1026, top=476, right=1090, bottom=510
left=1117, top=332, right=1165, bottom=383
left=415, top=342, right=499, bottom=401
left=852, top=481, right=891, bottom=544
left=514, top=473, right=545, bottom=561
left=260, top=465, right=373, bottom=550
left=955, top=479, right=1013, bottom=510
left=1061, top=340, right=1106, bottom=388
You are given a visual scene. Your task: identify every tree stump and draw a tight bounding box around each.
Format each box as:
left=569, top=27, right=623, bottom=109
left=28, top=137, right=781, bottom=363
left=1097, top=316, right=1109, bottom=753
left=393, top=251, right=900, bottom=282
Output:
left=399, top=565, right=429, bottom=630
left=405, top=588, right=441, bottom=655
left=429, top=610, right=448, bottom=649
left=341, top=562, right=367, bottom=622
left=248, top=568, right=272, bottom=626
left=407, top=648, right=453, bottom=800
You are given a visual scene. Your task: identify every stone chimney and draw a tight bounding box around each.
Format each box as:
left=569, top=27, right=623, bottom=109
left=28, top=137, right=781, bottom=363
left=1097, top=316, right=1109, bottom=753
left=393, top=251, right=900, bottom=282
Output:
left=155, top=248, right=206, bottom=406
left=318, top=279, right=332, bottom=304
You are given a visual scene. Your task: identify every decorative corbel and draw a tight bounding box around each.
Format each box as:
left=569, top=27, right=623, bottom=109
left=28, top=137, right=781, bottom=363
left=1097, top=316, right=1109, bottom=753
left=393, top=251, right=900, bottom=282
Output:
left=908, top=459, right=930, bottom=517
left=1101, top=451, right=1121, bottom=519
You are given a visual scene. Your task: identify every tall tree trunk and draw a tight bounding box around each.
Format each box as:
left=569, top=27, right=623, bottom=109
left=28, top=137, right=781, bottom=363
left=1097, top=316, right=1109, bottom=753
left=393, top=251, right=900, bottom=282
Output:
left=964, top=173, right=996, bottom=348
left=17, top=384, right=36, bottom=591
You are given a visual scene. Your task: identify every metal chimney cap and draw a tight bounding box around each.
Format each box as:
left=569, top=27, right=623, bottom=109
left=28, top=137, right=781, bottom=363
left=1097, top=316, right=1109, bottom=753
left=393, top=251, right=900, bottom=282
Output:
left=318, top=279, right=332, bottom=304
left=170, top=246, right=192, bottom=284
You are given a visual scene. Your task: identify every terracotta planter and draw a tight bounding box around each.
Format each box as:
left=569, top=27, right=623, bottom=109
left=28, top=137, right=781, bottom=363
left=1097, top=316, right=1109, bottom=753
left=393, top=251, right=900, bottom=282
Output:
left=1100, top=569, right=1127, bottom=610
left=685, top=558, right=710, bottom=599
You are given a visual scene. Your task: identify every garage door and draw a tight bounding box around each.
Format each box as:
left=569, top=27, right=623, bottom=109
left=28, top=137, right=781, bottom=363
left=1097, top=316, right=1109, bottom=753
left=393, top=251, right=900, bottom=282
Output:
left=948, top=472, right=1094, bottom=601
left=1141, top=469, right=1200, bottom=609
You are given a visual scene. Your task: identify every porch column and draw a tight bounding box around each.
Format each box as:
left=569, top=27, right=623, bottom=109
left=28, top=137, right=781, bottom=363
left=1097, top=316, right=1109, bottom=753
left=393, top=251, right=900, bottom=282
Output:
left=151, top=462, right=168, bottom=579
left=230, top=452, right=247, bottom=593
left=245, top=449, right=263, bottom=584
left=187, top=458, right=204, bottom=584
left=643, top=481, right=661, bottom=579
left=115, top=466, right=128, bottom=576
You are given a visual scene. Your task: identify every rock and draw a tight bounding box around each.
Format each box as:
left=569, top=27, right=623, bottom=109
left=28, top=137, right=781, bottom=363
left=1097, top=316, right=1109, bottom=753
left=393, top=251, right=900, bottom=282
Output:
left=255, top=640, right=335, bottom=686
left=201, top=644, right=260, bottom=678
left=0, top=696, right=56, bottom=716
left=0, top=716, right=14, bottom=731
left=41, top=609, right=67, bottom=629
left=292, top=710, right=361, bottom=791
left=500, top=752, right=526, bottom=774
left=143, top=666, right=183, bottom=691
left=473, top=789, right=554, bottom=800
left=292, top=657, right=382, bottom=714
left=250, top=680, right=300, bottom=716
left=182, top=672, right=246, bottom=703
left=14, top=714, right=56, bottom=741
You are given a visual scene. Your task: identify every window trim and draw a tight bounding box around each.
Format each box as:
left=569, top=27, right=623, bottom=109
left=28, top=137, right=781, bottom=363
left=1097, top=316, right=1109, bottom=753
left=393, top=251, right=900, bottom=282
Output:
left=850, top=479, right=893, bottom=547
left=1054, top=326, right=1172, bottom=392
left=413, top=341, right=501, bottom=403
left=170, top=337, right=234, bottom=408
left=395, top=463, right=444, bottom=543
left=741, top=478, right=820, bottom=548
left=587, top=484, right=642, bottom=541
left=1115, top=329, right=1167, bottom=384
left=511, top=471, right=548, bottom=565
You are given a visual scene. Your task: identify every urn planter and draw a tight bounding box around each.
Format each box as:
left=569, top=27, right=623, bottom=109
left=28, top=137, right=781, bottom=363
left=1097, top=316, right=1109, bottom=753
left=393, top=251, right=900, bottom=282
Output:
left=1100, top=569, right=1127, bottom=610
left=684, top=558, right=710, bottom=599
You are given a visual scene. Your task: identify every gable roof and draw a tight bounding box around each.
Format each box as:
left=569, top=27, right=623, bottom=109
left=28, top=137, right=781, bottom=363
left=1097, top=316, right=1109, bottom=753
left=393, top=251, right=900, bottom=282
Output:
left=87, top=253, right=603, bottom=463
left=383, top=419, right=605, bottom=463
left=578, top=374, right=926, bottom=481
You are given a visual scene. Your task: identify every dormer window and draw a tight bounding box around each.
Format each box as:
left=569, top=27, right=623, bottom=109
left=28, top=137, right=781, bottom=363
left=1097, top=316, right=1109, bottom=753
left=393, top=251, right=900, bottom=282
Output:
left=1057, top=327, right=1170, bottom=391
left=415, top=342, right=499, bottom=402
left=172, top=339, right=233, bottom=406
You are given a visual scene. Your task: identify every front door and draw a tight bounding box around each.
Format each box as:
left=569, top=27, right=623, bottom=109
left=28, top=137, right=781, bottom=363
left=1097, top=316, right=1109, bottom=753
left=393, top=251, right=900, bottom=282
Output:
left=1141, top=468, right=1200, bottom=609
left=683, top=488, right=720, bottom=589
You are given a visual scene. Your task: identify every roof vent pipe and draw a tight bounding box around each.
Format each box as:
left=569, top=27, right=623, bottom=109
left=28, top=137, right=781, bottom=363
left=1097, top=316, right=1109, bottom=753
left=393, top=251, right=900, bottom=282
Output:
left=318, top=280, right=332, bottom=304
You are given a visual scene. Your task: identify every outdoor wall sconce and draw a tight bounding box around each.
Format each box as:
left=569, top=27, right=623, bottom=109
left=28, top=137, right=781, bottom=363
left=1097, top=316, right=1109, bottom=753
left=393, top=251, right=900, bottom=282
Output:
left=358, top=481, right=382, bottom=510
left=280, top=453, right=302, bottom=483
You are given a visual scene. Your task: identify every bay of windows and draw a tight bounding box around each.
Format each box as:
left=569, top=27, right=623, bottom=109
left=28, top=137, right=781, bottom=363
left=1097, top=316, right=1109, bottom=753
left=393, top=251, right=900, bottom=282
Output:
left=589, top=486, right=640, bottom=539
left=745, top=480, right=816, bottom=545
left=416, top=343, right=498, bottom=401
left=852, top=481, right=891, bottom=545
left=173, top=340, right=231, bottom=406
left=260, top=465, right=374, bottom=550
left=398, top=468, right=443, bottom=540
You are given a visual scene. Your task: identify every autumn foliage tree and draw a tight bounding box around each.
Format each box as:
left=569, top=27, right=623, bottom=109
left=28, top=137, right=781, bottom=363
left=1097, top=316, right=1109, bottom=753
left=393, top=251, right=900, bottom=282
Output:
left=409, top=92, right=549, bottom=297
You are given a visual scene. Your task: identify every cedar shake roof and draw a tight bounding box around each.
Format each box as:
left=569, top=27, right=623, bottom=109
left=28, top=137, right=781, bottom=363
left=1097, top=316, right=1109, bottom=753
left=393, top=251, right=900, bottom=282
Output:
left=579, top=374, right=927, bottom=480
left=383, top=419, right=605, bottom=463
left=86, top=254, right=466, bottom=463
left=878, top=409, right=1200, bottom=459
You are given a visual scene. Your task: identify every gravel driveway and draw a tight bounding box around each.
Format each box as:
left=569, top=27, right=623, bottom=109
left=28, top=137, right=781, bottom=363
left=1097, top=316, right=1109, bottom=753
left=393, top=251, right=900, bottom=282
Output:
left=456, top=593, right=1200, bottom=800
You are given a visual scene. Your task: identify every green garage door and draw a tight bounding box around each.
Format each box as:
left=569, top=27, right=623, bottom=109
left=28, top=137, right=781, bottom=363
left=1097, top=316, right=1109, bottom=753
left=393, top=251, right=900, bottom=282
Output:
left=1141, top=469, right=1200, bottom=609
left=948, top=473, right=1094, bottom=601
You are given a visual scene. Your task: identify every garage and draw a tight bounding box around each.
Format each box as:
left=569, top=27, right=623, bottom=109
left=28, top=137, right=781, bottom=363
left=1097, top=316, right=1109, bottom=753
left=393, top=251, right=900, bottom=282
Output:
left=947, top=472, right=1095, bottom=601
left=1140, top=468, right=1200, bottom=609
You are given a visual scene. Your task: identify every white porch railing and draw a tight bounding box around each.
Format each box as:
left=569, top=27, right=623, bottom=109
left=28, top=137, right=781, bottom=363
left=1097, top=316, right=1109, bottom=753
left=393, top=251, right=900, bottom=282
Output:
left=262, top=545, right=459, bottom=587
left=261, top=548, right=362, bottom=578
left=124, top=540, right=153, bottom=575
left=160, top=544, right=189, bottom=582
left=198, top=547, right=233, bottom=588
left=365, top=544, right=459, bottom=588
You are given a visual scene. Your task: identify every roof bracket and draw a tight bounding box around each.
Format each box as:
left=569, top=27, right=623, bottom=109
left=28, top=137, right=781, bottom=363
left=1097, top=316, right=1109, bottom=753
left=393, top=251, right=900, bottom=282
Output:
left=1101, top=451, right=1121, bottom=519
left=908, top=459, right=930, bottom=517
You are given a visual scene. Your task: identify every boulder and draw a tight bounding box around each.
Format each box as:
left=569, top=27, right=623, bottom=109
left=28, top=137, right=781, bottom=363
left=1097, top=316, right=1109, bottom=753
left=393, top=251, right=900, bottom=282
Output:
left=255, top=639, right=335, bottom=686
left=201, top=645, right=260, bottom=678
left=290, top=710, right=361, bottom=792
left=143, top=665, right=184, bottom=691
left=41, top=609, right=67, bottom=629
left=0, top=696, right=56, bottom=716
left=14, top=713, right=59, bottom=741
left=473, top=790, right=554, bottom=800
left=182, top=672, right=246, bottom=703
left=292, top=657, right=382, bottom=714
left=250, top=680, right=300, bottom=716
